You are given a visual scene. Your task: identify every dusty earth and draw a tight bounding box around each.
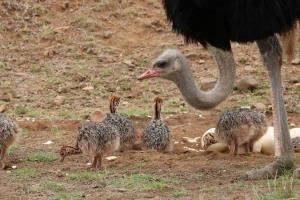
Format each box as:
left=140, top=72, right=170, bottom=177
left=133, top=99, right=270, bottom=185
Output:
left=0, top=0, right=299, bottom=200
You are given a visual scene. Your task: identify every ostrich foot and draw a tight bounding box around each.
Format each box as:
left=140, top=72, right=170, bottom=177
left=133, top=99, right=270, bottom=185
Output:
left=246, top=157, right=294, bottom=180
left=293, top=168, right=300, bottom=179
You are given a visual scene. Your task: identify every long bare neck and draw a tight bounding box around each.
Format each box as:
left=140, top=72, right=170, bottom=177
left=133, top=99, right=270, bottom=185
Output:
left=109, top=97, right=119, bottom=113
left=173, top=46, right=236, bottom=109
left=154, top=102, right=161, bottom=119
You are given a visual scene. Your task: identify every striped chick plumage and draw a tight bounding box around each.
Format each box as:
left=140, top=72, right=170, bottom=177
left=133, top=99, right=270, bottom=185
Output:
left=0, top=113, right=19, bottom=169
left=215, top=108, right=267, bottom=155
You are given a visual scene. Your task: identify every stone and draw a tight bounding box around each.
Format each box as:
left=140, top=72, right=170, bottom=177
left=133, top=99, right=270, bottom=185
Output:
left=237, top=77, right=258, bottom=91
left=82, top=86, right=94, bottom=91
left=0, top=104, right=7, bottom=112
left=54, top=96, right=65, bottom=106
left=251, top=103, right=267, bottom=113
left=291, top=58, right=300, bottom=65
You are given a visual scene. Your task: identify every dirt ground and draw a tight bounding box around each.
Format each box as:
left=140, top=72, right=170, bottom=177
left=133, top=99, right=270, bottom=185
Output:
left=0, top=0, right=299, bottom=200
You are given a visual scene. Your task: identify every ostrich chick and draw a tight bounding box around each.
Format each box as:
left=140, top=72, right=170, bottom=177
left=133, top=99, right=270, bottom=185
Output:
left=60, top=121, right=120, bottom=170
left=201, top=128, right=217, bottom=150
left=142, top=97, right=172, bottom=152
left=216, top=108, right=267, bottom=155
left=102, top=96, right=135, bottom=151
left=0, top=113, right=19, bottom=169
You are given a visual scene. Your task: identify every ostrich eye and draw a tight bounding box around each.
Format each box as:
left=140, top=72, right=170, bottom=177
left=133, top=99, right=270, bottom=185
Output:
left=155, top=59, right=168, bottom=68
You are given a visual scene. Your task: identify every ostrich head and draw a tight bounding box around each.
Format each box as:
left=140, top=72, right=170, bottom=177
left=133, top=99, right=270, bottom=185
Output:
left=138, top=49, right=184, bottom=81
left=138, top=47, right=236, bottom=110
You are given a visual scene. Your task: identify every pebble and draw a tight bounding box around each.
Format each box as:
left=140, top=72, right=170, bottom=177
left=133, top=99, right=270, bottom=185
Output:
left=237, top=76, right=258, bottom=91
left=54, top=95, right=65, bottom=106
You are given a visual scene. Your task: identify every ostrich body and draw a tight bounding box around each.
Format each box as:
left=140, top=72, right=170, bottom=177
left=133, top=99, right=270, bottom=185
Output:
left=102, top=96, right=135, bottom=151
left=215, top=108, right=267, bottom=155
left=138, top=0, right=300, bottom=179
left=0, top=113, right=19, bottom=169
left=60, top=121, right=120, bottom=170
left=142, top=97, right=172, bottom=151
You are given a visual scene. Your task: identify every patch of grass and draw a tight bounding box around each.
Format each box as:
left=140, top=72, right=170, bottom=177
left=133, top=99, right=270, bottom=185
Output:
left=101, top=68, right=113, bottom=77
left=111, top=173, right=176, bottom=191
left=26, top=151, right=58, bottom=163
left=67, top=170, right=108, bottom=181
left=71, top=15, right=101, bottom=32
left=238, top=57, right=248, bottom=65
left=40, top=25, right=56, bottom=40
left=0, top=61, right=9, bottom=70
left=58, top=110, right=78, bottom=120
left=43, top=181, right=66, bottom=192
left=200, top=186, right=218, bottom=193
left=171, top=188, right=189, bottom=198
left=120, top=108, right=149, bottom=118
left=10, top=167, right=37, bottom=180
left=50, top=127, right=61, bottom=137
left=41, top=180, right=82, bottom=200
left=131, top=162, right=146, bottom=169
left=233, top=92, right=265, bottom=107
left=7, top=144, right=18, bottom=156
left=52, top=192, right=82, bottom=200
left=30, top=64, right=42, bottom=73
left=14, top=106, right=43, bottom=118
left=254, top=175, right=295, bottom=200
left=92, top=0, right=115, bottom=12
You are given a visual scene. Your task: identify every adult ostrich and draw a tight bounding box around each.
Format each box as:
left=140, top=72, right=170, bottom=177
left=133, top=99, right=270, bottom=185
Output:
left=138, top=0, right=300, bottom=180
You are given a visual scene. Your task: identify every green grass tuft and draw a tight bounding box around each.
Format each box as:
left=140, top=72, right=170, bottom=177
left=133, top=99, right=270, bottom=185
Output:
left=52, top=191, right=82, bottom=200
left=26, top=151, right=58, bottom=163
left=43, top=181, right=66, bottom=193
left=67, top=170, right=108, bottom=181
left=120, top=108, right=149, bottom=118
left=111, top=173, right=177, bottom=191
left=10, top=167, right=37, bottom=180
left=171, top=189, right=189, bottom=198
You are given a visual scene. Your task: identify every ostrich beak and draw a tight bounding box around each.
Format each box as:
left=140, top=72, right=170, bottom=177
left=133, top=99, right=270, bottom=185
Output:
left=138, top=69, right=163, bottom=80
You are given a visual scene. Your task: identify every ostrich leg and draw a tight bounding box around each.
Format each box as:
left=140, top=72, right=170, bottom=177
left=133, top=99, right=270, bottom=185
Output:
left=246, top=36, right=294, bottom=180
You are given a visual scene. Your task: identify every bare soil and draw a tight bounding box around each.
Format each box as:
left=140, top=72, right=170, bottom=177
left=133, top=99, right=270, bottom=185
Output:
left=0, top=0, right=299, bottom=200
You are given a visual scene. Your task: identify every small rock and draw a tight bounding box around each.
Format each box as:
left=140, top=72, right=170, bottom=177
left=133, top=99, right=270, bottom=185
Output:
left=89, top=111, right=103, bottom=122
left=82, top=86, right=94, bottom=91
left=44, top=48, right=57, bottom=58
left=288, top=77, right=299, bottom=84
left=57, top=86, right=69, bottom=94
left=251, top=103, right=267, bottom=113
left=54, top=96, right=65, bottom=106
left=102, top=31, right=113, bottom=39
left=151, top=90, right=160, bottom=95
left=86, top=48, right=97, bottom=55
left=290, top=123, right=296, bottom=127
left=237, top=77, right=258, bottom=91
left=43, top=140, right=54, bottom=145
left=291, top=58, right=300, bottom=65
left=123, top=60, right=134, bottom=67
left=293, top=168, right=300, bottom=178
left=0, top=104, right=7, bottom=113
left=106, top=156, right=118, bottom=161
left=61, top=1, right=69, bottom=10
left=0, top=94, right=11, bottom=102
